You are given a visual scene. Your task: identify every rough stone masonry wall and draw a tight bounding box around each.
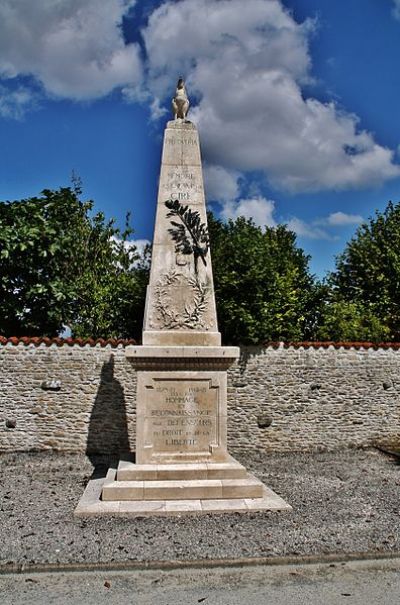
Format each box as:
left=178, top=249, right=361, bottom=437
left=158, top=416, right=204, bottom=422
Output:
left=0, top=340, right=399, bottom=454
left=229, top=344, right=400, bottom=453
left=0, top=341, right=137, bottom=455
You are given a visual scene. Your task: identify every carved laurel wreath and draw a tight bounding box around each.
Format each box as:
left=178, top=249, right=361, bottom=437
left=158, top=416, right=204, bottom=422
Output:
left=153, top=269, right=209, bottom=330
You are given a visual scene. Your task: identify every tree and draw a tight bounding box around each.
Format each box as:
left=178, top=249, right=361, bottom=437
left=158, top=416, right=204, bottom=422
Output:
left=326, top=201, right=400, bottom=340
left=316, top=300, right=389, bottom=342
left=0, top=187, right=148, bottom=338
left=207, top=213, right=321, bottom=344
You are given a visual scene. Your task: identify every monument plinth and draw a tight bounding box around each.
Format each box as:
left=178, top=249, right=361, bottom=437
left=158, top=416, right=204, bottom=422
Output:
left=75, top=80, right=291, bottom=515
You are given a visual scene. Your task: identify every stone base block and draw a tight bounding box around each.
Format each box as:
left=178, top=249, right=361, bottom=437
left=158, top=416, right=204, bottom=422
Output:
left=74, top=468, right=292, bottom=517
left=102, top=475, right=263, bottom=501
left=141, top=332, right=222, bottom=347
left=117, top=458, right=247, bottom=481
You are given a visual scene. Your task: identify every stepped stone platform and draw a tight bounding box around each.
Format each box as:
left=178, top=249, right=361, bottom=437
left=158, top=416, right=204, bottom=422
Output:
left=75, top=463, right=291, bottom=517
left=103, top=458, right=263, bottom=501
left=74, top=345, right=292, bottom=516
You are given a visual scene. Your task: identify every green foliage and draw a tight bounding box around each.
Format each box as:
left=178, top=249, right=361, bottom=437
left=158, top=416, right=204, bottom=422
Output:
left=207, top=213, right=320, bottom=344
left=328, top=201, right=400, bottom=340
left=316, top=300, right=389, bottom=342
left=0, top=187, right=149, bottom=338
left=4, top=186, right=399, bottom=344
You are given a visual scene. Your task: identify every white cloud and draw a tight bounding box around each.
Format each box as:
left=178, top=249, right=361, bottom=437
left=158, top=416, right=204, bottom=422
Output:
left=141, top=0, right=400, bottom=192
left=220, top=196, right=277, bottom=228
left=0, top=0, right=142, bottom=100
left=210, top=180, right=362, bottom=239
left=324, top=211, right=363, bottom=227
left=1, top=0, right=398, bottom=198
left=0, top=84, right=38, bottom=119
left=287, top=211, right=363, bottom=239
left=286, top=217, right=332, bottom=240
left=393, top=0, right=400, bottom=20
left=127, top=238, right=151, bottom=257
left=112, top=236, right=150, bottom=255
left=203, top=164, right=242, bottom=203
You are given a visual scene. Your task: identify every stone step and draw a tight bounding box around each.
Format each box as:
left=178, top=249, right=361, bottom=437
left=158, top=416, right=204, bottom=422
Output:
left=117, top=461, right=248, bottom=482
left=102, top=475, right=264, bottom=501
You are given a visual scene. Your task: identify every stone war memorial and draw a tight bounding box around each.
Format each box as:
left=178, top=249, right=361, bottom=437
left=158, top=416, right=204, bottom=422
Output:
left=75, top=79, right=291, bottom=516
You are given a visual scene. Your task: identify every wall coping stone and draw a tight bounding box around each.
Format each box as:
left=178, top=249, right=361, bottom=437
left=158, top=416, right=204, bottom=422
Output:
left=262, top=341, right=400, bottom=350
left=0, top=336, right=136, bottom=347
left=1, top=336, right=400, bottom=350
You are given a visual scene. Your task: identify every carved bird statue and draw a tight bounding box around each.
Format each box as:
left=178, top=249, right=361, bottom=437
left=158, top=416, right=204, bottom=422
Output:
left=172, top=78, right=189, bottom=120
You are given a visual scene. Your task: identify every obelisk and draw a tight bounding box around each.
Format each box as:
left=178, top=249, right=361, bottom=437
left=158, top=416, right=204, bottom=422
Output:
left=142, top=80, right=220, bottom=347
left=76, top=80, right=291, bottom=515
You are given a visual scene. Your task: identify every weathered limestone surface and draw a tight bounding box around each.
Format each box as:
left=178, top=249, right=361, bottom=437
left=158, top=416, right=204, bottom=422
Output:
left=143, top=120, right=220, bottom=346
left=127, top=346, right=238, bottom=465
left=104, top=104, right=265, bottom=510
left=123, top=113, right=238, bottom=477
left=1, top=342, right=400, bottom=454
left=228, top=344, right=400, bottom=453
left=134, top=370, right=229, bottom=464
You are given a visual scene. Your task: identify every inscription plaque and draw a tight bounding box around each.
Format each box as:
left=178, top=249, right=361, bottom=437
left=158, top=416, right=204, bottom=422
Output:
left=161, top=168, right=204, bottom=203
left=136, top=372, right=228, bottom=463
left=165, top=135, right=198, bottom=146
left=146, top=379, right=217, bottom=454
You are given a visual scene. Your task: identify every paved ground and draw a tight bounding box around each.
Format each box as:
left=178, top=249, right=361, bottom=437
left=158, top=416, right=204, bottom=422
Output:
left=2, top=558, right=400, bottom=604
left=1, top=448, right=399, bottom=568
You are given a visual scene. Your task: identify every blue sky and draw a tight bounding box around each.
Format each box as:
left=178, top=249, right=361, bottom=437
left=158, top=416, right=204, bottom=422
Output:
left=1, top=0, right=400, bottom=277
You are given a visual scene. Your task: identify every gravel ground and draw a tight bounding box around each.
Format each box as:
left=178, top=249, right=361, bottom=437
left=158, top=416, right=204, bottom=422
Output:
left=1, top=448, right=399, bottom=568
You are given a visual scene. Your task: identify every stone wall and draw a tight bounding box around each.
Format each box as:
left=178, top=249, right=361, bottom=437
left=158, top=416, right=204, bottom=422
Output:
left=229, top=344, right=400, bottom=453
left=0, top=342, right=137, bottom=455
left=1, top=340, right=399, bottom=453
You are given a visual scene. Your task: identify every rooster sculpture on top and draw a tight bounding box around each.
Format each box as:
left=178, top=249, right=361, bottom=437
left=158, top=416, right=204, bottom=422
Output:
left=172, top=78, right=189, bottom=120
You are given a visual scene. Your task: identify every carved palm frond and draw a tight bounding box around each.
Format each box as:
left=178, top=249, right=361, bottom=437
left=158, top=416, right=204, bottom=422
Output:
left=165, top=199, right=209, bottom=271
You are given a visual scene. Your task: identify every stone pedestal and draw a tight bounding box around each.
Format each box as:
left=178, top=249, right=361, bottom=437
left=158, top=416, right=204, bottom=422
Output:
left=100, top=346, right=278, bottom=508
left=129, top=346, right=237, bottom=465
left=93, top=346, right=290, bottom=513
left=75, top=86, right=290, bottom=516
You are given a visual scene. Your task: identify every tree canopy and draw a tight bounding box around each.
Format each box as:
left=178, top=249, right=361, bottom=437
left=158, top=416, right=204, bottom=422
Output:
left=2, top=187, right=400, bottom=343
left=207, top=213, right=321, bottom=344
left=0, top=187, right=148, bottom=338
left=323, top=201, right=400, bottom=341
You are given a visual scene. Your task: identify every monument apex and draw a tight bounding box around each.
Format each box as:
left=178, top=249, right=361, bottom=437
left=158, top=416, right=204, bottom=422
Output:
left=172, top=78, right=189, bottom=120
